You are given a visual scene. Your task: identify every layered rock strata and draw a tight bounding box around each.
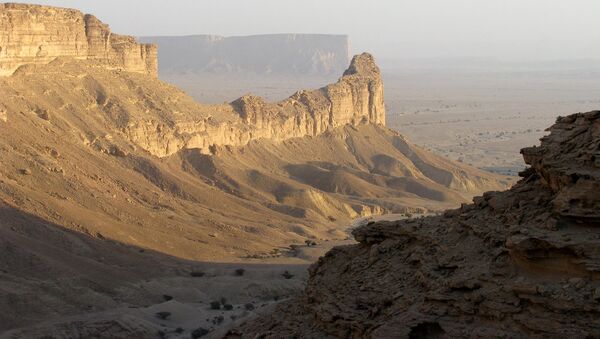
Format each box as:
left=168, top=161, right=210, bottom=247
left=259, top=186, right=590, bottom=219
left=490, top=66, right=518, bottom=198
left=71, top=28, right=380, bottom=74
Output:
left=0, top=3, right=157, bottom=76
left=236, top=111, right=600, bottom=338
left=124, top=52, right=385, bottom=157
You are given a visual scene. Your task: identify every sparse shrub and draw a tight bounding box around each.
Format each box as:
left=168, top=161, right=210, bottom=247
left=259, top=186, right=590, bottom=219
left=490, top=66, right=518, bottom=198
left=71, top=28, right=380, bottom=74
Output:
left=224, top=304, right=233, bottom=311
left=214, top=315, right=224, bottom=324
left=210, top=301, right=221, bottom=310
left=244, top=303, right=255, bottom=311
left=175, top=327, right=184, bottom=334
left=304, top=239, right=317, bottom=247
left=155, top=311, right=171, bottom=320
left=190, top=271, right=205, bottom=277
left=220, top=297, right=227, bottom=305
left=234, top=268, right=245, bottom=276
left=191, top=327, right=210, bottom=338
left=163, top=295, right=173, bottom=301
left=282, top=270, right=294, bottom=279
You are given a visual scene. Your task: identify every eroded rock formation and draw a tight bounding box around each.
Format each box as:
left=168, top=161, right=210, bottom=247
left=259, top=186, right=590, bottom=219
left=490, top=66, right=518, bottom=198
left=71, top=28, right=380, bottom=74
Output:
left=124, top=53, right=385, bottom=157
left=0, top=3, right=157, bottom=76
left=236, top=111, right=600, bottom=338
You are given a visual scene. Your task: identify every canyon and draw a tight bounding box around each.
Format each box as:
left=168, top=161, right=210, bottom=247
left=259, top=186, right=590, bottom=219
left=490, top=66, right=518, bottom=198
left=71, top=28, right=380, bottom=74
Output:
left=237, top=111, right=600, bottom=338
left=0, top=4, right=519, bottom=338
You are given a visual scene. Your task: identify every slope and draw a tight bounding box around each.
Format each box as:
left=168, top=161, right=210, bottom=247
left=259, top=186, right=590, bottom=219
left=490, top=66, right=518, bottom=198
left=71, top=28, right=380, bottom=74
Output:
left=237, top=111, right=600, bottom=338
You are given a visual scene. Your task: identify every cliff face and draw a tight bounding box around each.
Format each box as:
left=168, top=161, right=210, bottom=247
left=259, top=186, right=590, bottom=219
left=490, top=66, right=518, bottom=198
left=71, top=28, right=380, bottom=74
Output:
left=139, top=34, right=349, bottom=75
left=236, top=111, right=600, bottom=338
left=0, top=3, right=157, bottom=76
left=124, top=53, right=385, bottom=157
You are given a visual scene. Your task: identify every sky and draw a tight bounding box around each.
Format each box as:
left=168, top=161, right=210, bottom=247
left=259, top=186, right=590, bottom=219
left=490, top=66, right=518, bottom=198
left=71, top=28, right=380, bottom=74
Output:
left=14, top=0, right=600, bottom=61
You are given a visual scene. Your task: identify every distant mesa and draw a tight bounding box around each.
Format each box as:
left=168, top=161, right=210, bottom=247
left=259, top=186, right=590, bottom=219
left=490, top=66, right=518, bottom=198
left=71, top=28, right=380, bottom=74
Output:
left=0, top=3, right=157, bottom=76
left=139, top=34, right=350, bottom=76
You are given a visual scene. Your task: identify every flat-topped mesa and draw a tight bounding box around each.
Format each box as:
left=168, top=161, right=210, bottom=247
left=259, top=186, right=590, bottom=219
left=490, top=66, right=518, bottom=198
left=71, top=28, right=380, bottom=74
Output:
left=0, top=3, right=157, bottom=76
left=140, top=34, right=350, bottom=75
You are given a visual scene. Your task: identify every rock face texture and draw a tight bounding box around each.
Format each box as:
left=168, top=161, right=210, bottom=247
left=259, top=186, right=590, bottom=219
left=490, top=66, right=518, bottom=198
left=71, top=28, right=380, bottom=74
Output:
left=140, top=34, right=349, bottom=75
left=124, top=52, right=385, bottom=157
left=236, top=111, right=600, bottom=338
left=0, top=3, right=157, bottom=76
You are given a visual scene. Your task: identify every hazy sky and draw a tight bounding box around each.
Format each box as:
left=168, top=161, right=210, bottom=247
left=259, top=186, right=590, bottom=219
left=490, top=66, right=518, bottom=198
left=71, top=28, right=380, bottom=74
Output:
left=15, top=0, right=600, bottom=61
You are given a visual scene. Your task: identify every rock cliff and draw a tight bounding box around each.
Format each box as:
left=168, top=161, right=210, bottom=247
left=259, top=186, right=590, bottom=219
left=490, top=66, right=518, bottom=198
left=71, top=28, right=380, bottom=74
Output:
left=124, top=52, right=385, bottom=157
left=139, top=34, right=349, bottom=75
left=0, top=3, right=157, bottom=76
left=236, top=111, right=600, bottom=338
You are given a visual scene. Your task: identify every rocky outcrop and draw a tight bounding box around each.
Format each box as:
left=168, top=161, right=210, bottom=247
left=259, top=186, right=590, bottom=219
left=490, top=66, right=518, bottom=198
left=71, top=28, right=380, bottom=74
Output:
left=236, top=111, right=600, bottom=338
left=139, top=34, right=349, bottom=75
left=124, top=53, right=385, bottom=157
left=521, top=113, right=600, bottom=222
left=0, top=3, right=157, bottom=76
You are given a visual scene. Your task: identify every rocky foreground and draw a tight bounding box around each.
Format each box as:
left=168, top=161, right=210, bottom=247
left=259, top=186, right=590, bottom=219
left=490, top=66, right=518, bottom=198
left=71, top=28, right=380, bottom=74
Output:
left=235, top=111, right=600, bottom=338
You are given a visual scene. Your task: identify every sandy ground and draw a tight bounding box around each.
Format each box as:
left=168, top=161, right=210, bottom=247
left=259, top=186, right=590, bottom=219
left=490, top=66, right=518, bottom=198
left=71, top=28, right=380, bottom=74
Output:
left=1, top=238, right=353, bottom=338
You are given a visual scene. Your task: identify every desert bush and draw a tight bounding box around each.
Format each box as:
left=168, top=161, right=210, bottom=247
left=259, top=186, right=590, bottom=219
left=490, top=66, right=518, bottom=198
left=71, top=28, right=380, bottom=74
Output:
left=304, top=239, right=317, bottom=246
left=282, top=270, right=294, bottom=279
left=224, top=304, right=233, bottom=311
left=210, top=301, right=221, bottom=310
left=214, top=315, right=224, bottom=324
left=234, top=268, right=245, bottom=276
left=191, top=327, right=210, bottom=338
left=244, top=303, right=255, bottom=311
left=155, top=311, right=171, bottom=320
left=162, top=294, right=173, bottom=301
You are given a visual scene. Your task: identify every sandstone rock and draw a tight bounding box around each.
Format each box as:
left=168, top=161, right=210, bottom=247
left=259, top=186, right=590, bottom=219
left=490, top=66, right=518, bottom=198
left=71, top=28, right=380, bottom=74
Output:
left=124, top=52, right=385, bottom=157
left=237, top=111, right=600, bottom=338
left=0, top=4, right=157, bottom=76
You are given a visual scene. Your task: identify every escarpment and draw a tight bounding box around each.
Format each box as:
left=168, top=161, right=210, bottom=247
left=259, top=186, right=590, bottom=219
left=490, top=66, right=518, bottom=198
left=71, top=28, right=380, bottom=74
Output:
left=236, top=111, right=600, bottom=338
left=0, top=3, right=157, bottom=76
left=124, top=52, right=385, bottom=157
left=140, top=34, right=350, bottom=75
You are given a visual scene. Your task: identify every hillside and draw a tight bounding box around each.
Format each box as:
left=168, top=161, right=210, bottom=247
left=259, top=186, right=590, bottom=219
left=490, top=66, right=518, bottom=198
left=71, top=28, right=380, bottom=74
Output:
left=0, top=55, right=507, bottom=261
left=236, top=111, right=600, bottom=338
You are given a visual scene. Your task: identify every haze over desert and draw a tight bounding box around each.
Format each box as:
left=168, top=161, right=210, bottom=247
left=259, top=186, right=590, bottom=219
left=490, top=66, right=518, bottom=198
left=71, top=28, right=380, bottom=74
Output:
left=1, top=1, right=600, bottom=338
